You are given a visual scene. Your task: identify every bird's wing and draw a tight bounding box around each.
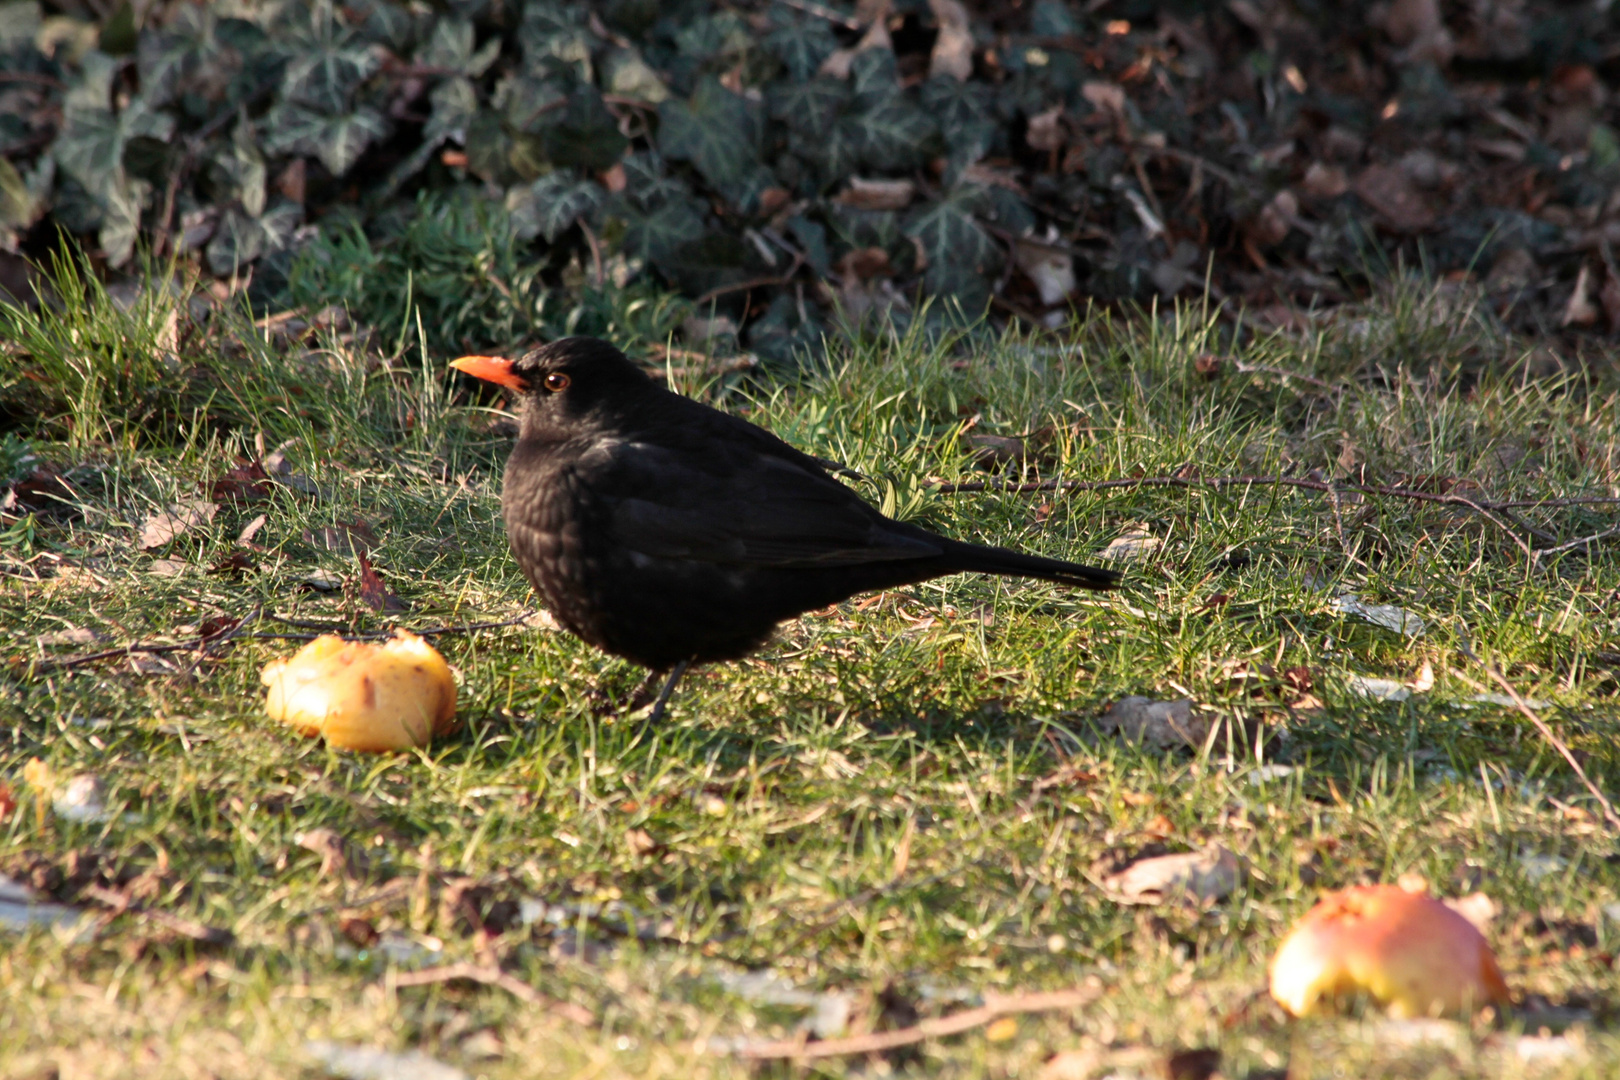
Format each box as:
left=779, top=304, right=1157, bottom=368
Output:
left=598, top=441, right=940, bottom=568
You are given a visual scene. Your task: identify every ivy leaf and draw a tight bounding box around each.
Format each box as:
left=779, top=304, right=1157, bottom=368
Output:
left=844, top=94, right=939, bottom=173
left=0, top=157, right=42, bottom=230
left=415, top=16, right=499, bottom=77
left=206, top=201, right=301, bottom=276
left=98, top=176, right=148, bottom=269
left=905, top=189, right=1001, bottom=309
left=793, top=113, right=862, bottom=191
left=613, top=195, right=706, bottom=268
left=602, top=48, right=670, bottom=104
left=519, top=1, right=592, bottom=81
left=659, top=78, right=762, bottom=189
left=619, top=151, right=693, bottom=212
left=207, top=118, right=267, bottom=217
left=424, top=76, right=478, bottom=146
left=657, top=230, right=769, bottom=296
left=262, top=103, right=389, bottom=175
left=506, top=171, right=603, bottom=243
left=494, top=72, right=570, bottom=134
left=766, top=18, right=838, bottom=81
left=673, top=12, right=751, bottom=64
left=768, top=78, right=847, bottom=138
left=848, top=48, right=900, bottom=110
left=541, top=85, right=628, bottom=171
left=350, top=0, right=418, bottom=53
left=281, top=39, right=382, bottom=113
left=137, top=3, right=222, bottom=107
left=922, top=76, right=996, bottom=163
left=52, top=91, right=175, bottom=201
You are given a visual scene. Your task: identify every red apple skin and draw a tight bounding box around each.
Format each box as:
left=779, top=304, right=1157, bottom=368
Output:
left=1270, top=883, right=1510, bottom=1018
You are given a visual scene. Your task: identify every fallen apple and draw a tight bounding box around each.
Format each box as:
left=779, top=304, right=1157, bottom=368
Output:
left=1269, top=882, right=1509, bottom=1019
left=262, top=630, right=457, bottom=752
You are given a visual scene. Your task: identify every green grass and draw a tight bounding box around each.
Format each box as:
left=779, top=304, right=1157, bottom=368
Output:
left=2, top=271, right=1619, bottom=1079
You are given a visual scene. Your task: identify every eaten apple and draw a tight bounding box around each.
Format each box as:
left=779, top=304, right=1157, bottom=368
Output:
left=1269, top=882, right=1509, bottom=1018
left=262, top=630, right=458, bottom=752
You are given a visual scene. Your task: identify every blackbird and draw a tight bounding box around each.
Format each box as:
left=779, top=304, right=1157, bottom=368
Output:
left=452, top=337, right=1120, bottom=720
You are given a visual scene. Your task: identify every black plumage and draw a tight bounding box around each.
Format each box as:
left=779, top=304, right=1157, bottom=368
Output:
left=452, top=337, right=1119, bottom=716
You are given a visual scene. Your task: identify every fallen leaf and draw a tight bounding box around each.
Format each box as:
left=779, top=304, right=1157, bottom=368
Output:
left=1097, top=696, right=1210, bottom=749
left=237, top=513, right=268, bottom=545
left=356, top=553, right=407, bottom=613
left=1561, top=264, right=1599, bottom=327
left=1101, top=526, right=1161, bottom=561
left=0, top=782, right=14, bottom=822
left=966, top=432, right=1029, bottom=469
left=1025, top=105, right=1065, bottom=152
left=303, top=569, right=343, bottom=591
left=1333, top=595, right=1426, bottom=638
left=1081, top=80, right=1125, bottom=117
left=834, top=177, right=915, bottom=211
left=296, top=828, right=350, bottom=879
left=148, top=557, right=190, bottom=578
left=1444, top=892, right=1498, bottom=932
left=927, top=0, right=974, bottom=81
left=984, top=1016, right=1018, bottom=1042
left=1100, top=845, right=1243, bottom=905
left=1302, top=161, right=1349, bottom=198
left=35, top=627, right=105, bottom=646
left=0, top=873, right=94, bottom=939
left=1352, top=164, right=1435, bottom=232
left=303, top=1042, right=467, bottom=1080
left=53, top=773, right=110, bottom=823
left=1346, top=675, right=1412, bottom=701
left=139, top=500, right=218, bottom=549
left=306, top=519, right=378, bottom=556
left=1012, top=236, right=1076, bottom=306
left=209, top=460, right=271, bottom=503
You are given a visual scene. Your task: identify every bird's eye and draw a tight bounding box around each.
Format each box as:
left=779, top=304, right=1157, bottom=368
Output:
left=543, top=372, right=570, bottom=392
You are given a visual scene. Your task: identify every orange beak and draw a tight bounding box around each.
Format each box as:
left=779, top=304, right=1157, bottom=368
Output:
left=450, top=355, right=529, bottom=392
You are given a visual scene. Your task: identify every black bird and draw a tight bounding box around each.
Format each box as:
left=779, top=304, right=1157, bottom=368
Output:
left=452, top=337, right=1120, bottom=720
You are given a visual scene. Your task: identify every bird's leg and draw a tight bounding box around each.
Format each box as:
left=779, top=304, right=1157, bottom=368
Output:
left=645, top=659, right=691, bottom=725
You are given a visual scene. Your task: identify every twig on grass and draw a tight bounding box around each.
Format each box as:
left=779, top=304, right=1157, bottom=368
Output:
left=388, top=963, right=595, bottom=1026
left=1453, top=632, right=1620, bottom=833
left=733, top=986, right=1099, bottom=1060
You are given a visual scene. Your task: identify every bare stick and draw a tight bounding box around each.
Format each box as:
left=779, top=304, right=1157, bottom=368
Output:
left=389, top=963, right=595, bottom=1026
left=1479, top=665, right=1620, bottom=833
left=734, top=986, right=1099, bottom=1060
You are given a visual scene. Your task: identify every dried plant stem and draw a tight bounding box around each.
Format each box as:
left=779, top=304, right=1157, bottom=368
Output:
left=734, top=986, right=1099, bottom=1060
left=388, top=963, right=595, bottom=1026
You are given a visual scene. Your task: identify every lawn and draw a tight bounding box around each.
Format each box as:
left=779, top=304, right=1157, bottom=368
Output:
left=2, top=269, right=1619, bottom=1079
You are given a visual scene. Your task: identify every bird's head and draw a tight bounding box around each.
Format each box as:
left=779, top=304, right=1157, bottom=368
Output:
left=451, top=337, right=652, bottom=434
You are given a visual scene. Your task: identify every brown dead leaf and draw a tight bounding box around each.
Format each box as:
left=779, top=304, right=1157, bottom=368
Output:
left=625, top=828, right=659, bottom=856
left=927, top=0, right=974, bottom=81
left=305, top=519, right=378, bottom=556
left=209, top=460, right=271, bottom=503
left=835, top=177, right=915, bottom=212
left=1303, top=162, right=1348, bottom=199
left=1026, top=105, right=1066, bottom=153
left=1247, top=189, right=1299, bottom=247
left=296, top=828, right=350, bottom=879
left=139, top=500, right=218, bottom=549
left=356, top=553, right=407, bottom=613
left=966, top=433, right=1029, bottom=470
left=1444, top=891, right=1498, bottom=933
left=837, top=246, right=893, bottom=281
left=1100, top=845, right=1244, bottom=906
left=1081, top=81, right=1125, bottom=117
left=1562, top=264, right=1599, bottom=327
left=819, top=1, right=891, bottom=80
left=1097, top=697, right=1209, bottom=749
left=1353, top=164, right=1435, bottom=232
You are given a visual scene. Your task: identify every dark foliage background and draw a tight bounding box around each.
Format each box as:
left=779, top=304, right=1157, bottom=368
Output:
left=1, top=0, right=1619, bottom=363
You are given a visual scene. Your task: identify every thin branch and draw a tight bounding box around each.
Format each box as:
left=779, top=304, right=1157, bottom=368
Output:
left=388, top=963, right=595, bottom=1026
left=1453, top=642, right=1620, bottom=833
left=734, top=986, right=1100, bottom=1060
left=1533, top=524, right=1620, bottom=558
left=693, top=252, right=806, bottom=307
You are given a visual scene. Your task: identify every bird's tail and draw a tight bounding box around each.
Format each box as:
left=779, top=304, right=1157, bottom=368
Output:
left=943, top=539, right=1122, bottom=591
